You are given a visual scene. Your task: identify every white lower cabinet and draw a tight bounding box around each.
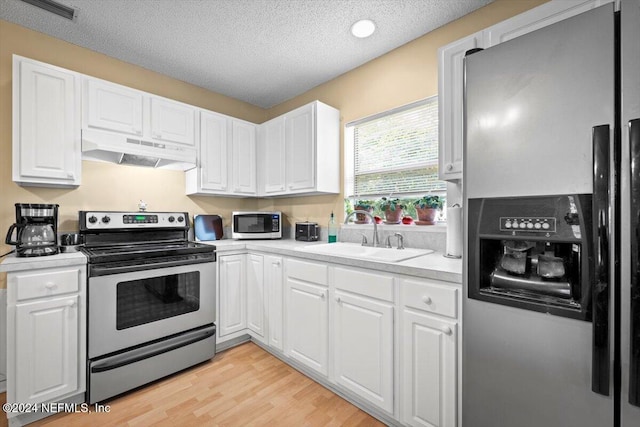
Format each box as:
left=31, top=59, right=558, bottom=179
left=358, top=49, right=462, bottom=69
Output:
left=333, top=290, right=394, bottom=413
left=264, top=255, right=284, bottom=351
left=400, top=278, right=459, bottom=427
left=284, top=259, right=329, bottom=376
left=246, top=253, right=266, bottom=342
left=216, top=251, right=461, bottom=426
left=218, top=254, right=247, bottom=337
left=4, top=260, right=86, bottom=423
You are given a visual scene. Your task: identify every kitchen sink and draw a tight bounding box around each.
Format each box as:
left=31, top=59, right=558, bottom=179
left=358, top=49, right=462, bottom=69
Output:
left=295, top=242, right=433, bottom=263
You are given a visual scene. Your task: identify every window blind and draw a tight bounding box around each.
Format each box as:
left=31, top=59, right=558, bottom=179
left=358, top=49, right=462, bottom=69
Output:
left=350, top=97, right=444, bottom=197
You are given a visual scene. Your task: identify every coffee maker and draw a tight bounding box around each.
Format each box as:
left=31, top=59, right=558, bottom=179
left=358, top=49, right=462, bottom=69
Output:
left=5, top=203, right=59, bottom=257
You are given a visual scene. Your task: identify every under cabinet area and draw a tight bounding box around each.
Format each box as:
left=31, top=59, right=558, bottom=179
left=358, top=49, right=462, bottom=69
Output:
left=12, top=55, right=81, bottom=187
left=3, top=257, right=87, bottom=424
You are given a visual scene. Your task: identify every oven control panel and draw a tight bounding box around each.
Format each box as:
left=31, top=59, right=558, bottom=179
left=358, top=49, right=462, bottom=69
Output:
left=81, top=211, right=188, bottom=230
left=499, top=217, right=556, bottom=232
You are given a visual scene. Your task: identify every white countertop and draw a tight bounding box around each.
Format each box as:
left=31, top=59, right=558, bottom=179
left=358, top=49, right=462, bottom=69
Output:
left=204, top=238, right=462, bottom=284
left=0, top=251, right=87, bottom=273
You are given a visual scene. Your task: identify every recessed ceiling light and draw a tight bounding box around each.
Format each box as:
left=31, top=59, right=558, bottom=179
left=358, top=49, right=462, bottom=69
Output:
left=351, top=19, right=376, bottom=38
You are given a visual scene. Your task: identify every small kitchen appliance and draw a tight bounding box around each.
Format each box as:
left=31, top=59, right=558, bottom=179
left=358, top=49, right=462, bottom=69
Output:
left=194, top=214, right=223, bottom=241
left=295, top=222, right=319, bottom=241
left=5, top=203, right=59, bottom=257
left=79, top=210, right=216, bottom=403
left=231, top=211, right=282, bottom=240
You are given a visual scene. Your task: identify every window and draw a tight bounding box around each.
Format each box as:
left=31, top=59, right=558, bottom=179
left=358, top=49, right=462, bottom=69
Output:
left=344, top=97, right=446, bottom=219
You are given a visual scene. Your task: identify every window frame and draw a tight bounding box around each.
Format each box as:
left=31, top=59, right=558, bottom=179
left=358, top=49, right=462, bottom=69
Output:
left=343, top=97, right=445, bottom=201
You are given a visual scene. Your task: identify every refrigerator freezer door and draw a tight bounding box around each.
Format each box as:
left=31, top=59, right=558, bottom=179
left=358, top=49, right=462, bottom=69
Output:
left=622, top=1, right=640, bottom=424
left=464, top=4, right=615, bottom=199
left=463, top=4, right=616, bottom=427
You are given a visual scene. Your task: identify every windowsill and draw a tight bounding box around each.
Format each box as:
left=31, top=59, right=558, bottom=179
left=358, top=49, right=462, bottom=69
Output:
left=342, top=223, right=446, bottom=233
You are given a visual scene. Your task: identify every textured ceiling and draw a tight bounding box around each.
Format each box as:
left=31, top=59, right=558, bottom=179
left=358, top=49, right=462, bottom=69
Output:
left=0, top=0, right=493, bottom=108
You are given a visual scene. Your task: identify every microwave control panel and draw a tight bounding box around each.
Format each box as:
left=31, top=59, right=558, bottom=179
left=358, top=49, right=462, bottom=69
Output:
left=499, top=217, right=556, bottom=232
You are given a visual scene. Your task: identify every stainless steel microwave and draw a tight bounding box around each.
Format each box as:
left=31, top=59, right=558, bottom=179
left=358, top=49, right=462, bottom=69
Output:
left=231, top=211, right=282, bottom=240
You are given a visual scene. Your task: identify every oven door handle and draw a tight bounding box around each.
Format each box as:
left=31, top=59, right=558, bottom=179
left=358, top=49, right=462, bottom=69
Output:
left=90, top=324, right=216, bottom=373
left=592, top=124, right=610, bottom=396
left=89, top=254, right=216, bottom=277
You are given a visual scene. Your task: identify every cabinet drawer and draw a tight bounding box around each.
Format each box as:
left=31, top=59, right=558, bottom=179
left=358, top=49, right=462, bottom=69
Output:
left=14, top=266, right=82, bottom=301
left=334, top=267, right=394, bottom=302
left=286, top=258, right=327, bottom=286
left=401, top=278, right=458, bottom=319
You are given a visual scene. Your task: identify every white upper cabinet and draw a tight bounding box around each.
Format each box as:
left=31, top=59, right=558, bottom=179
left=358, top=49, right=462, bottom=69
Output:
left=83, top=77, right=196, bottom=147
left=438, top=31, right=483, bottom=181
left=149, top=96, right=196, bottom=146
left=438, top=0, right=614, bottom=182
left=12, top=55, right=81, bottom=187
left=186, top=113, right=257, bottom=196
left=198, top=111, right=229, bottom=192
left=231, top=119, right=257, bottom=195
left=84, top=78, right=143, bottom=136
left=258, top=115, right=286, bottom=194
left=257, top=100, right=340, bottom=197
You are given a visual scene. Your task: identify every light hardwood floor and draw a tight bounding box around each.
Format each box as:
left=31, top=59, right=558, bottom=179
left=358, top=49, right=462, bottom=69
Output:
left=1, top=342, right=385, bottom=426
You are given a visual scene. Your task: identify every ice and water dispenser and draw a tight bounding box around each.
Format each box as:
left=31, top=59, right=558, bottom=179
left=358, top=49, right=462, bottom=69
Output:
left=468, top=195, right=593, bottom=320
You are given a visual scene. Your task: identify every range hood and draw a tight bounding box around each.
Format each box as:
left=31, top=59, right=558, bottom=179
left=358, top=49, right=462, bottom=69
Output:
left=82, top=129, right=196, bottom=170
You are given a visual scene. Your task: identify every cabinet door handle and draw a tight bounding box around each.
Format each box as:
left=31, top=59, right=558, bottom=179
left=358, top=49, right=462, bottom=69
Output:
left=441, top=326, right=452, bottom=335
left=66, top=300, right=76, bottom=308
left=320, top=292, right=325, bottom=300
left=422, top=296, right=432, bottom=305
left=335, top=297, right=341, bottom=303
left=446, top=163, right=454, bottom=172
left=67, top=172, right=75, bottom=179
left=45, top=282, right=57, bottom=290
left=273, top=261, right=281, bottom=267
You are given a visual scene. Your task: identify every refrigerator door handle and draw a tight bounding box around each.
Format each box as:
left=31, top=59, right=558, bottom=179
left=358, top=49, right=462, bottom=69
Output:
left=630, top=118, right=640, bottom=406
left=592, top=124, right=611, bottom=396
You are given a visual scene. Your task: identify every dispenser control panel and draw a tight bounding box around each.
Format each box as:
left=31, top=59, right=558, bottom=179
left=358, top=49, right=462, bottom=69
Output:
left=499, top=217, right=556, bottom=232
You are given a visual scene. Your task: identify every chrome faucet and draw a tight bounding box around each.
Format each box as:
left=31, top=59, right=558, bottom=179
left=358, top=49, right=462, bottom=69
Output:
left=345, top=210, right=380, bottom=247
left=385, top=232, right=405, bottom=250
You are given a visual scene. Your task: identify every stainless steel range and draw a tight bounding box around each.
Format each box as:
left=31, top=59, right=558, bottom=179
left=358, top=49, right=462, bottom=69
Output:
left=79, top=211, right=216, bottom=404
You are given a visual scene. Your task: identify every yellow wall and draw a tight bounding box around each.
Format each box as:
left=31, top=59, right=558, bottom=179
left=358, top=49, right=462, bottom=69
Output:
left=0, top=0, right=548, bottom=286
left=259, top=0, right=548, bottom=225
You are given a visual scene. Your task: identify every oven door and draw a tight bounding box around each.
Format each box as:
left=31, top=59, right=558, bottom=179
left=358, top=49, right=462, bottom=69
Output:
left=88, top=261, right=215, bottom=359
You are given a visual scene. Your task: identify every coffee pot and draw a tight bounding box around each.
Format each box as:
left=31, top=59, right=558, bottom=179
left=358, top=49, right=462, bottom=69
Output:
left=5, top=203, right=59, bottom=257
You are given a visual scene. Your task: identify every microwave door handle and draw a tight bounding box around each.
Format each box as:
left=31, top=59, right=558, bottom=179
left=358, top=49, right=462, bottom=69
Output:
left=592, top=124, right=611, bottom=396
left=629, top=118, right=640, bottom=406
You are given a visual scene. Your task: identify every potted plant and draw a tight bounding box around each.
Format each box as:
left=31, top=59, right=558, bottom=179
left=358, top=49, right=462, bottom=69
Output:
left=413, top=195, right=443, bottom=225
left=353, top=199, right=375, bottom=223
left=380, top=197, right=405, bottom=224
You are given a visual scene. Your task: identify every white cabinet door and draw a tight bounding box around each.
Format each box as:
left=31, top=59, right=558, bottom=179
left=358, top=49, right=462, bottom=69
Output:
left=258, top=116, right=286, bottom=195
left=13, top=57, right=81, bottom=186
left=265, top=255, right=284, bottom=351
left=84, top=78, right=143, bottom=136
left=483, top=0, right=615, bottom=46
left=401, top=309, right=457, bottom=427
left=14, top=295, right=80, bottom=405
left=218, top=255, right=247, bottom=337
left=285, top=103, right=315, bottom=192
left=333, top=291, right=394, bottom=413
left=285, top=278, right=328, bottom=376
left=200, top=111, right=229, bottom=191
left=149, top=97, right=196, bottom=146
left=438, top=32, right=483, bottom=181
left=231, top=119, right=257, bottom=195
left=246, top=254, right=265, bottom=342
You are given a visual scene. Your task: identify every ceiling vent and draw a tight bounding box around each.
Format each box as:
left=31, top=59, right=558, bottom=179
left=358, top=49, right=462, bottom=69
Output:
left=21, top=0, right=77, bottom=20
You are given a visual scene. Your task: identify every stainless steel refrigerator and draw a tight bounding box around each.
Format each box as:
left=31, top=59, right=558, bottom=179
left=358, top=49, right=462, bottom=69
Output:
left=463, top=1, right=640, bottom=426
